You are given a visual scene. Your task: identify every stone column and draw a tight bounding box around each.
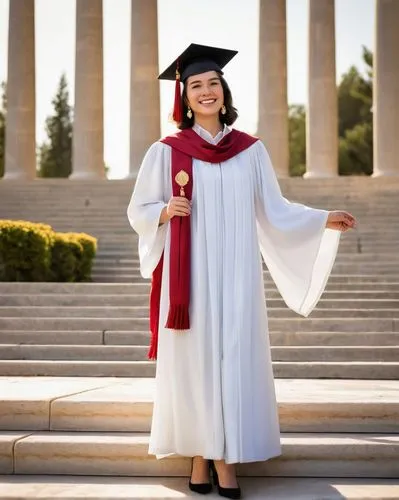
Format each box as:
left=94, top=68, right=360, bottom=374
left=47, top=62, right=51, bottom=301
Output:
left=257, top=0, right=289, bottom=178
left=373, top=0, right=399, bottom=177
left=4, top=0, right=36, bottom=180
left=129, top=0, right=160, bottom=177
left=70, top=0, right=105, bottom=179
left=305, top=0, right=338, bottom=178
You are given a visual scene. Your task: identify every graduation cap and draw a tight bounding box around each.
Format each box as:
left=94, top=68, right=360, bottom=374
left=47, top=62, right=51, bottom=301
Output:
left=158, top=43, right=238, bottom=122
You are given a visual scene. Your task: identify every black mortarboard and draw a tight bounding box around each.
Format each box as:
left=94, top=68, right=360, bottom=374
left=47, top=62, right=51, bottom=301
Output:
left=158, top=43, right=238, bottom=122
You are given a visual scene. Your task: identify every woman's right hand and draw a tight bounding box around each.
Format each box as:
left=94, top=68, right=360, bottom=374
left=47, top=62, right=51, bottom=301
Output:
left=159, top=197, right=191, bottom=224
left=167, top=196, right=191, bottom=218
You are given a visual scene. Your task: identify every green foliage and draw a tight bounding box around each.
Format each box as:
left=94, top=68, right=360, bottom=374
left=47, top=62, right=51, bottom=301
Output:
left=38, top=74, right=73, bottom=178
left=0, top=220, right=97, bottom=282
left=64, top=232, right=97, bottom=281
left=288, top=105, right=306, bottom=177
left=0, top=81, right=6, bottom=178
left=337, top=46, right=373, bottom=175
left=339, top=122, right=373, bottom=176
left=338, top=66, right=367, bottom=136
left=50, top=233, right=82, bottom=282
left=0, top=220, right=53, bottom=281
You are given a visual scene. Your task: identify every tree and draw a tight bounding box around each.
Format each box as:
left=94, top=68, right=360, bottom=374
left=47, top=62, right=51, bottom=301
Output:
left=38, top=74, right=72, bottom=178
left=339, top=122, right=373, bottom=176
left=338, top=46, right=373, bottom=175
left=288, top=104, right=306, bottom=176
left=338, top=66, right=367, bottom=136
left=338, top=50, right=372, bottom=137
left=0, top=82, right=6, bottom=178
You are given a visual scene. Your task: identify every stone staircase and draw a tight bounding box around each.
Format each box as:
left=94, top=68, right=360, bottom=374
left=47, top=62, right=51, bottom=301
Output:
left=0, top=178, right=399, bottom=498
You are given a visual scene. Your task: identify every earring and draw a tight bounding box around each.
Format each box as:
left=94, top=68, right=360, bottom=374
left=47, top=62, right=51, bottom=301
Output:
left=221, top=105, right=226, bottom=115
left=187, top=107, right=193, bottom=119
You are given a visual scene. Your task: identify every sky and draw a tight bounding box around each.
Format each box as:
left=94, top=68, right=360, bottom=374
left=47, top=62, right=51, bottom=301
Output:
left=0, top=0, right=374, bottom=179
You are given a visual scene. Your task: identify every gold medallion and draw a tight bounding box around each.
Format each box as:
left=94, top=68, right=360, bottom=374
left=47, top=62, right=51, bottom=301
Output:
left=175, top=170, right=190, bottom=196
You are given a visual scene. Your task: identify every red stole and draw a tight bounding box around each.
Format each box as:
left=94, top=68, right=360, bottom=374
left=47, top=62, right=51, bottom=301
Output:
left=148, top=128, right=259, bottom=360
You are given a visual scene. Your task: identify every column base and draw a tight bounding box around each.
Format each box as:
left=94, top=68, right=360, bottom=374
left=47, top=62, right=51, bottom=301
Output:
left=2, top=172, right=35, bottom=181
left=126, top=171, right=138, bottom=181
left=69, top=172, right=107, bottom=180
left=372, top=171, right=399, bottom=178
left=303, top=171, right=338, bottom=179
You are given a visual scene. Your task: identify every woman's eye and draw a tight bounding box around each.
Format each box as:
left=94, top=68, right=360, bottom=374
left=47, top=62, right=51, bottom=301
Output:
left=192, top=85, right=200, bottom=89
left=211, top=82, right=218, bottom=86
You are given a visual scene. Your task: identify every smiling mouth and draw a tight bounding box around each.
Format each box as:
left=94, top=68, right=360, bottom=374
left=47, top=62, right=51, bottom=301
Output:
left=199, top=99, right=217, bottom=104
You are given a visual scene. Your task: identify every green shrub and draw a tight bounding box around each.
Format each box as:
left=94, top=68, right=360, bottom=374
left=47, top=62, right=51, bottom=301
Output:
left=50, top=233, right=82, bottom=282
left=0, top=220, right=53, bottom=281
left=0, top=220, right=97, bottom=282
left=65, top=232, right=97, bottom=282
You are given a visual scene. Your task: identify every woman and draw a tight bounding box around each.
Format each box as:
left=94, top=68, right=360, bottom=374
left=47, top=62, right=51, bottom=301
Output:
left=127, top=44, right=356, bottom=499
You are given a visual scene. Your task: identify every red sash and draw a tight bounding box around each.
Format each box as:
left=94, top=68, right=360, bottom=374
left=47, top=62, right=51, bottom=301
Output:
left=148, top=128, right=259, bottom=359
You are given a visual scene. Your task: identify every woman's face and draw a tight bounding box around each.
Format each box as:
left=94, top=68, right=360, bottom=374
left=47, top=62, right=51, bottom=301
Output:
left=185, top=70, right=224, bottom=118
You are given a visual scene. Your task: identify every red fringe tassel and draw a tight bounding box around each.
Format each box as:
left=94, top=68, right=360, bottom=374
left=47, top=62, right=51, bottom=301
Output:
left=165, top=304, right=190, bottom=330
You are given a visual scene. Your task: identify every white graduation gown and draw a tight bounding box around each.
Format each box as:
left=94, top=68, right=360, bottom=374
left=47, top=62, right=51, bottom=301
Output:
left=127, top=124, right=340, bottom=464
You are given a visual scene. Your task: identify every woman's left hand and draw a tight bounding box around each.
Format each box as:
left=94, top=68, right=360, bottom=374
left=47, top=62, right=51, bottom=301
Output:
left=326, top=211, right=357, bottom=232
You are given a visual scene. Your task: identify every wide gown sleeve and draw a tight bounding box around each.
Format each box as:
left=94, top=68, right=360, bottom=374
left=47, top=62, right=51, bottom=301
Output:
left=127, top=142, right=171, bottom=278
left=250, top=141, right=341, bottom=317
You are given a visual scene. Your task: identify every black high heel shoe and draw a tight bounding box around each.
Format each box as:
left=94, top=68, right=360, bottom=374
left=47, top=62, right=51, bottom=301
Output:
left=188, top=457, right=213, bottom=495
left=209, top=460, right=241, bottom=499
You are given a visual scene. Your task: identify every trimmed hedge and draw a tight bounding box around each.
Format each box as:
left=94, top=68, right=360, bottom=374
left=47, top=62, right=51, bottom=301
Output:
left=0, top=220, right=97, bottom=282
left=64, top=232, right=97, bottom=281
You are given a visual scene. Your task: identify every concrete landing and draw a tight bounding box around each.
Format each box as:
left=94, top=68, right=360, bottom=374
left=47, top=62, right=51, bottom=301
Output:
left=1, top=378, right=398, bottom=433
left=1, top=476, right=399, bottom=499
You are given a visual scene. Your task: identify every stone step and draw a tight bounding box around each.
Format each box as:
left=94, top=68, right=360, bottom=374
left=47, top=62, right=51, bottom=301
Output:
left=2, top=223, right=395, bottom=236
left=1, top=317, right=397, bottom=332
left=92, top=234, right=396, bottom=240
left=91, top=264, right=399, bottom=275
left=96, top=254, right=399, bottom=266
left=1, top=378, right=398, bottom=433
left=1, top=344, right=397, bottom=363
left=1, top=282, right=399, bottom=293
left=0, top=359, right=398, bottom=378
left=94, top=239, right=399, bottom=247
left=94, top=254, right=399, bottom=264
left=3, top=292, right=399, bottom=306
left=94, top=249, right=397, bottom=258
left=2, top=431, right=398, bottom=477
left=107, top=330, right=399, bottom=347
left=2, top=197, right=397, bottom=205
left=0, top=360, right=155, bottom=377
left=92, top=281, right=399, bottom=291
left=2, top=476, right=399, bottom=500
left=92, top=275, right=399, bottom=284
left=12, top=198, right=394, bottom=205
left=1, top=297, right=398, bottom=310
left=4, top=219, right=395, bottom=229
left=2, top=185, right=396, bottom=192
left=93, top=253, right=399, bottom=261
left=1, top=207, right=396, bottom=218
left=2, top=330, right=399, bottom=347
left=1, top=306, right=398, bottom=319
left=89, top=272, right=399, bottom=284
left=95, top=254, right=399, bottom=262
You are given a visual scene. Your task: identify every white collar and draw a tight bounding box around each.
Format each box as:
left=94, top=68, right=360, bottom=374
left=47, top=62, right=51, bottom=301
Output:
left=192, top=123, right=231, bottom=145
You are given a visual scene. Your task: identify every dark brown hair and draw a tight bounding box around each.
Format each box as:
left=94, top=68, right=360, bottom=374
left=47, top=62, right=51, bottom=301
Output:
left=175, top=74, right=238, bottom=130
